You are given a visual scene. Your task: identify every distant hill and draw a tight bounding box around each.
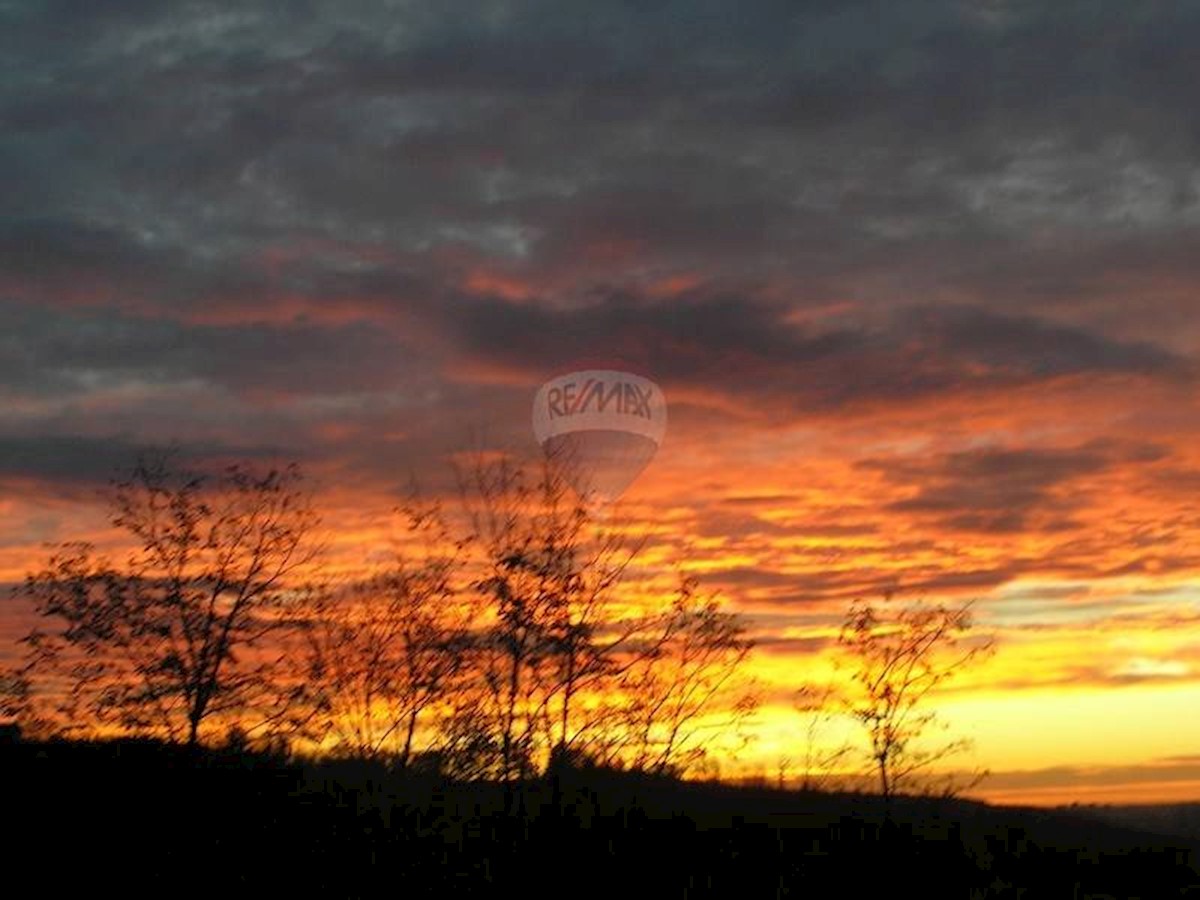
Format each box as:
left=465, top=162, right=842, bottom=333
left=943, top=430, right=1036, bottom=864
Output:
left=1062, top=802, right=1200, bottom=843
left=601, top=776, right=1200, bottom=857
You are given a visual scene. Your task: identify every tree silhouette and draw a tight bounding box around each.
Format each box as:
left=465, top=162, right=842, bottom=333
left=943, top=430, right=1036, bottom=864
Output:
left=20, top=452, right=319, bottom=747
left=619, top=573, right=758, bottom=776
left=301, top=495, right=470, bottom=764
left=434, top=449, right=757, bottom=785
left=793, top=679, right=856, bottom=791
left=451, top=451, right=600, bottom=783
left=836, top=592, right=994, bottom=804
left=0, top=666, right=44, bottom=737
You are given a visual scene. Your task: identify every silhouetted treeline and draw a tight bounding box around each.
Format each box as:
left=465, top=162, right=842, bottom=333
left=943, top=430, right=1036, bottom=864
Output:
left=5, top=735, right=1198, bottom=898
left=7, top=452, right=757, bottom=785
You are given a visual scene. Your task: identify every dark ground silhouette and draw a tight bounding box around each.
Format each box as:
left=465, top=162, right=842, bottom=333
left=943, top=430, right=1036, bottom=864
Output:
left=5, top=735, right=1198, bottom=898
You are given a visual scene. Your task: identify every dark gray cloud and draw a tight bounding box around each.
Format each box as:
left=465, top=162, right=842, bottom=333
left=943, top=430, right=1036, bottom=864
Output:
left=448, top=293, right=1186, bottom=418
left=0, top=301, right=431, bottom=398
left=0, top=434, right=287, bottom=493
left=0, top=0, right=1197, bottom=491
left=697, top=538, right=1022, bottom=605
left=860, top=439, right=1171, bottom=534
left=5, top=0, right=1200, bottom=282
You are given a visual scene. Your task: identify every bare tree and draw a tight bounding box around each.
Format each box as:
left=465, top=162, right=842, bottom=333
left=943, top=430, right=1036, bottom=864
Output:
left=793, top=680, right=856, bottom=792
left=301, top=496, right=470, bottom=764
left=451, top=451, right=582, bottom=783
left=620, top=574, right=758, bottom=777
left=836, top=592, right=993, bottom=804
left=0, top=666, right=48, bottom=738
left=390, top=448, right=760, bottom=788
left=20, top=453, right=320, bottom=748
left=432, top=703, right=507, bottom=781
left=541, top=525, right=651, bottom=765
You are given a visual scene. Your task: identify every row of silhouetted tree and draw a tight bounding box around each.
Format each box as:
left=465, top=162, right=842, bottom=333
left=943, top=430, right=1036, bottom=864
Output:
left=3, top=450, right=756, bottom=784
left=1, top=448, right=991, bottom=798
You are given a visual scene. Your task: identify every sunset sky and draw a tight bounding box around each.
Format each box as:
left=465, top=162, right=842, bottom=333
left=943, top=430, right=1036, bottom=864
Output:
left=3, top=2, right=1200, bottom=805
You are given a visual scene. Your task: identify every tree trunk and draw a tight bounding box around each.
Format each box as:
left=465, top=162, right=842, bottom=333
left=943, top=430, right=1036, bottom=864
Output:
left=878, top=753, right=893, bottom=820
left=187, top=684, right=207, bottom=750
left=187, top=716, right=201, bottom=749
left=560, top=649, right=575, bottom=751
left=401, top=709, right=418, bottom=768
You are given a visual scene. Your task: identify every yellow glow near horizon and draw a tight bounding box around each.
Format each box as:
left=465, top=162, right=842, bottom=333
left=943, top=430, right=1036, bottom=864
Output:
left=4, top=416, right=1200, bottom=809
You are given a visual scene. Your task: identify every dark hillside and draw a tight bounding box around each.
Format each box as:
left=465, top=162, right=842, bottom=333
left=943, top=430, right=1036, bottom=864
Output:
left=5, top=738, right=1198, bottom=898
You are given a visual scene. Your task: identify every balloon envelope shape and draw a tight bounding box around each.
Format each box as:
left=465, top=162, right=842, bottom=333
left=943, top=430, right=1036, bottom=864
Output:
left=532, top=369, right=667, bottom=507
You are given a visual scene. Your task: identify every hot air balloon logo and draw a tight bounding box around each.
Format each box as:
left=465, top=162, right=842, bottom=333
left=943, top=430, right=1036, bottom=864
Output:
left=532, top=369, right=667, bottom=507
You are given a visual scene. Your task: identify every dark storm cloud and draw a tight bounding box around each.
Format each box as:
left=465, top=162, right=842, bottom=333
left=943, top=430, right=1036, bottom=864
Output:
left=860, top=439, right=1170, bottom=534
left=905, top=305, right=1180, bottom=378
left=449, top=293, right=1185, bottom=417
left=1, top=0, right=1198, bottom=470
left=0, top=434, right=286, bottom=492
left=700, top=542, right=1024, bottom=605
left=0, top=219, right=194, bottom=312
left=0, top=301, right=429, bottom=398
left=0, top=220, right=160, bottom=280
left=7, top=0, right=1200, bottom=270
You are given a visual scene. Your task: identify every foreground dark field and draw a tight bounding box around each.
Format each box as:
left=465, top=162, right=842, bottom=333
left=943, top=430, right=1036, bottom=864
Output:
left=4, top=738, right=1198, bottom=898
